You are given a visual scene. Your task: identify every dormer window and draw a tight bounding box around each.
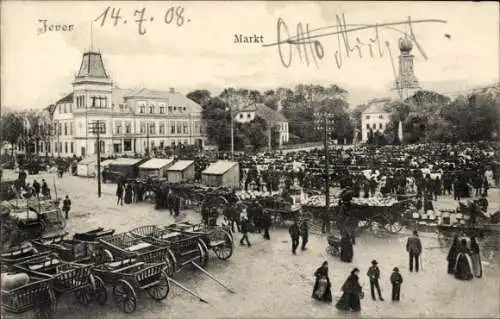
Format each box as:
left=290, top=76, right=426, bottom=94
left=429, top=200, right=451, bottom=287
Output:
left=365, top=115, right=370, bottom=120
left=173, top=106, right=177, bottom=111
left=379, top=115, right=383, bottom=119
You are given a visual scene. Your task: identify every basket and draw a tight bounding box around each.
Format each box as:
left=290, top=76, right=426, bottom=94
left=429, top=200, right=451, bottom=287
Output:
left=1, top=275, right=54, bottom=314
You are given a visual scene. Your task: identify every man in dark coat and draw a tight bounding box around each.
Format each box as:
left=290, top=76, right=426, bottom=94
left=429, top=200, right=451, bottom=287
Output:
left=253, top=201, right=263, bottom=234
left=406, top=230, right=422, bottom=272
left=173, top=194, right=181, bottom=217
left=390, top=267, right=403, bottom=301
left=239, top=216, right=251, bottom=247
left=367, top=260, right=384, bottom=301
left=62, top=195, right=71, bottom=219
left=32, top=179, right=41, bottom=197
left=289, top=220, right=300, bottom=255
left=339, top=233, right=353, bottom=263
left=261, top=211, right=271, bottom=240
left=300, top=218, right=309, bottom=251
left=116, top=183, right=124, bottom=206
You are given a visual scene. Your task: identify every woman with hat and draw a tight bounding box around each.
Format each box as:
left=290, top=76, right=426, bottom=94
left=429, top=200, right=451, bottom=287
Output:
left=312, top=261, right=332, bottom=303
left=335, top=268, right=363, bottom=312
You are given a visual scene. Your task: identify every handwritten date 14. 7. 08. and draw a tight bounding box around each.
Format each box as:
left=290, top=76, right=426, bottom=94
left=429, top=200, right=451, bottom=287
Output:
left=94, top=6, right=188, bottom=35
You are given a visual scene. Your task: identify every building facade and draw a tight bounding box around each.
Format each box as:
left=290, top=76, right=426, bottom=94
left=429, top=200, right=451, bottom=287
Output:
left=50, top=51, right=206, bottom=157
left=361, top=99, right=391, bottom=142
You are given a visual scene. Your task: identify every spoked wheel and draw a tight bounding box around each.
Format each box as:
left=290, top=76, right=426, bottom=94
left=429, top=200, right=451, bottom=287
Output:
left=74, top=274, right=96, bottom=306
left=93, top=275, right=108, bottom=306
left=34, top=288, right=56, bottom=319
left=198, top=238, right=209, bottom=266
left=163, top=247, right=176, bottom=277
left=147, top=270, right=170, bottom=301
left=113, top=279, right=137, bottom=313
left=93, top=248, right=113, bottom=265
left=213, top=230, right=233, bottom=260
left=195, top=242, right=207, bottom=266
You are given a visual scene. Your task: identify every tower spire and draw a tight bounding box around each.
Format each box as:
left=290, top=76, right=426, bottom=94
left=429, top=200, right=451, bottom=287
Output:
left=90, top=21, right=94, bottom=52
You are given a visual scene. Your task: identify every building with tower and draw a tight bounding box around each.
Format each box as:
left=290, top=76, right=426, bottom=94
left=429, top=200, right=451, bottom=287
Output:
left=49, top=51, right=206, bottom=158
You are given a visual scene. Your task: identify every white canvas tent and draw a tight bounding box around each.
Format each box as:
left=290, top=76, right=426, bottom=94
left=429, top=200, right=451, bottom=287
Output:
left=139, top=158, right=174, bottom=178
left=77, top=157, right=97, bottom=177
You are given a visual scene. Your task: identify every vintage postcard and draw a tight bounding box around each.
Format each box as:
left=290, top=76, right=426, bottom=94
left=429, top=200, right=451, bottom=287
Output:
left=1, top=1, right=499, bottom=318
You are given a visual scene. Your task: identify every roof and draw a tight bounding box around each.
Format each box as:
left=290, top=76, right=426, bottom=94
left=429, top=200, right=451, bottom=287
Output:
left=56, top=93, right=73, bottom=104
left=239, top=104, right=257, bottom=112
left=112, top=87, right=135, bottom=111
left=139, top=158, right=174, bottom=169
left=124, top=88, right=202, bottom=113
left=362, top=99, right=391, bottom=114
left=167, top=160, right=194, bottom=172
left=100, top=159, right=115, bottom=166
left=78, top=157, right=96, bottom=165
left=109, top=158, right=143, bottom=166
left=76, top=51, right=109, bottom=78
left=202, top=161, right=238, bottom=175
left=254, top=103, right=287, bottom=123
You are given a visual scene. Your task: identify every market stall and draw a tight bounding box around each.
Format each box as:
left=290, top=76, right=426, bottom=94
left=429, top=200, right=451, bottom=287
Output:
left=166, top=160, right=195, bottom=183
left=202, top=161, right=240, bottom=189
left=138, top=158, right=174, bottom=178
left=77, top=157, right=96, bottom=177
left=107, top=158, right=146, bottom=181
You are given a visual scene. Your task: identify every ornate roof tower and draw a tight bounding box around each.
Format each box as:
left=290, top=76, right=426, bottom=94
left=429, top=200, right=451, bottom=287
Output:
left=394, top=35, right=421, bottom=99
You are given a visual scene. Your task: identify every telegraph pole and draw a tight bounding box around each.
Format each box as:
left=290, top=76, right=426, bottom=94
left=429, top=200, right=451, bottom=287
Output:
left=230, top=107, right=234, bottom=160
left=89, top=120, right=103, bottom=198
left=315, top=112, right=334, bottom=208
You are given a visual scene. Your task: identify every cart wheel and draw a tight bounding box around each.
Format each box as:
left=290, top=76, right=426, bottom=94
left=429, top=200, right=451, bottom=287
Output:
left=384, top=221, right=403, bottom=233
left=74, top=274, right=96, bottom=306
left=93, top=275, right=108, bottom=306
left=147, top=270, right=170, bottom=301
left=113, top=279, right=137, bottom=313
left=197, top=238, right=209, bottom=266
left=163, top=247, right=176, bottom=277
left=94, top=249, right=113, bottom=265
left=213, top=231, right=233, bottom=260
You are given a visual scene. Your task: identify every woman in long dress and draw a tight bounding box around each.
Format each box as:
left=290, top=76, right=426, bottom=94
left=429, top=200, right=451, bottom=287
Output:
left=340, top=233, right=353, bottom=263
left=124, top=183, right=133, bottom=204
left=335, top=268, right=362, bottom=312
left=470, top=237, right=482, bottom=278
left=454, top=238, right=474, bottom=280
left=312, top=261, right=332, bottom=302
left=446, top=236, right=459, bottom=274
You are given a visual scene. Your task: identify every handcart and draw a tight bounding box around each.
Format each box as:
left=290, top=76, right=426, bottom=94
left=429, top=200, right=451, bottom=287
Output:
left=30, top=228, right=115, bottom=265
left=129, top=225, right=207, bottom=275
left=14, top=254, right=103, bottom=308
left=92, top=258, right=170, bottom=313
left=165, top=222, right=234, bottom=262
left=0, top=242, right=51, bottom=268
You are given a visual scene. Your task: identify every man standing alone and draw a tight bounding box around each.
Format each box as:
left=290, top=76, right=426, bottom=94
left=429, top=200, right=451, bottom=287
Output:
left=62, top=195, right=71, bottom=219
left=406, top=230, right=423, bottom=272
left=289, top=220, right=300, bottom=255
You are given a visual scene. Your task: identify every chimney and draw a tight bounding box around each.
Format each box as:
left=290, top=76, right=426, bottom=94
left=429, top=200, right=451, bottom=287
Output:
left=169, top=88, right=175, bottom=93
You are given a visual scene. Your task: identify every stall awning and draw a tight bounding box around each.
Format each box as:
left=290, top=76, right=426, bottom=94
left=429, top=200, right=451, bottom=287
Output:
left=139, top=158, right=174, bottom=169
left=110, top=158, right=143, bottom=166
left=78, top=157, right=97, bottom=165
left=202, top=161, right=238, bottom=175
left=167, top=160, right=194, bottom=172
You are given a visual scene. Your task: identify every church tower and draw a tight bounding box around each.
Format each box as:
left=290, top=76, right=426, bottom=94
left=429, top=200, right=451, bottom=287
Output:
left=394, top=35, right=421, bottom=99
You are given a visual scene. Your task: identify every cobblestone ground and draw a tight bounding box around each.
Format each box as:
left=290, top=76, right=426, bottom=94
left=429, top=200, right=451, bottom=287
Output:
left=4, top=171, right=500, bottom=318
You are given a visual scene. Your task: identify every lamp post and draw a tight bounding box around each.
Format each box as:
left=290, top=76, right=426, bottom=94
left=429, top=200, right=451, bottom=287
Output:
left=88, top=120, right=104, bottom=198
left=314, top=112, right=335, bottom=208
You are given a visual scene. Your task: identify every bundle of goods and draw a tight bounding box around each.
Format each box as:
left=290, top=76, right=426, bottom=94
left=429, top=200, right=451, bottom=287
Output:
left=236, top=190, right=280, bottom=200
left=303, top=195, right=338, bottom=208
left=438, top=209, right=470, bottom=226
left=350, top=197, right=399, bottom=207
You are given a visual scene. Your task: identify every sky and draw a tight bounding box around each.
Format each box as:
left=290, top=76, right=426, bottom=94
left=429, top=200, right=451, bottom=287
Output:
left=1, top=1, right=498, bottom=111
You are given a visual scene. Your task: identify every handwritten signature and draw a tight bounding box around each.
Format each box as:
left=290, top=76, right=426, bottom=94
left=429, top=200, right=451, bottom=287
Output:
left=263, top=14, right=446, bottom=69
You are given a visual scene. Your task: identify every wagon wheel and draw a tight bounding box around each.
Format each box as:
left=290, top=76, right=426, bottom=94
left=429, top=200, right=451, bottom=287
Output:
left=163, top=247, right=176, bottom=277
left=74, top=274, right=96, bottom=306
left=34, top=287, right=57, bottom=319
left=194, top=242, right=207, bottom=266
left=113, top=279, right=137, bottom=313
left=198, top=238, right=209, bottom=266
left=93, top=248, right=113, bottom=265
left=213, top=230, right=233, bottom=260
left=147, top=270, right=170, bottom=301
left=93, top=275, right=108, bottom=306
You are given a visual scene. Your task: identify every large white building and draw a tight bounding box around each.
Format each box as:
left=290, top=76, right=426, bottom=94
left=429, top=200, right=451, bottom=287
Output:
left=361, top=98, right=391, bottom=142
left=50, top=51, right=206, bottom=157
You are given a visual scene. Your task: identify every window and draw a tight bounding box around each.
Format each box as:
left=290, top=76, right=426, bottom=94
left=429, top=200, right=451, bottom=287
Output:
left=140, top=122, right=145, bottom=133
left=247, top=113, right=251, bottom=118
left=173, top=107, right=177, bottom=111
left=372, top=123, right=376, bottom=129
left=64, top=105, right=67, bottom=113
left=116, top=123, right=121, bottom=135
left=59, top=105, right=62, bottom=113
left=64, top=123, right=68, bottom=135
left=379, top=123, right=383, bottom=129
left=69, top=123, right=73, bottom=135
left=183, top=123, right=188, bottom=134
left=365, top=115, right=370, bottom=120
left=124, top=139, right=132, bottom=151
left=171, top=123, right=176, bottom=134
left=149, top=123, right=156, bottom=135
left=69, top=104, right=72, bottom=112
left=125, top=122, right=131, bottom=134
left=96, top=141, right=105, bottom=153
left=58, top=123, right=62, bottom=135
left=70, top=142, right=74, bottom=153
left=184, top=139, right=188, bottom=144
left=91, top=97, right=96, bottom=107
left=366, top=124, right=370, bottom=129
left=176, top=123, right=182, bottom=134
left=159, top=124, right=165, bottom=134
left=379, top=115, right=383, bottom=119
left=168, top=106, right=172, bottom=113
left=149, top=106, right=155, bottom=114
left=160, top=107, right=165, bottom=114
left=59, top=142, right=62, bottom=153
left=183, top=107, right=187, bottom=111
left=140, top=106, right=145, bottom=113
left=239, top=114, right=244, bottom=119
left=160, top=141, right=164, bottom=149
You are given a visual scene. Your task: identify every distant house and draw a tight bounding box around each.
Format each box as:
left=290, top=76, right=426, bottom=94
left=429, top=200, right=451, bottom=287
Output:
left=234, top=103, right=289, bottom=146
left=361, top=99, right=392, bottom=142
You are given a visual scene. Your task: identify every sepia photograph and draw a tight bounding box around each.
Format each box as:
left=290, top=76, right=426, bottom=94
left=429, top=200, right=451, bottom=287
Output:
left=0, top=1, right=499, bottom=318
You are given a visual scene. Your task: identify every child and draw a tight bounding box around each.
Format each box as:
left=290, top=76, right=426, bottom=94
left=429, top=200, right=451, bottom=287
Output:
left=390, top=267, right=403, bottom=301
left=367, top=259, right=384, bottom=301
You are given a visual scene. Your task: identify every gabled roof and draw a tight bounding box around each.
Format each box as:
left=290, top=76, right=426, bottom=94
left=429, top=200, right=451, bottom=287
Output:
left=124, top=88, right=202, bottom=113
left=139, top=158, right=174, bottom=169
left=362, top=98, right=391, bottom=114
left=167, top=160, right=194, bottom=171
left=76, top=51, right=109, bottom=78
left=202, top=161, right=238, bottom=175
left=56, top=93, right=73, bottom=104
left=110, top=158, right=143, bottom=166
left=254, top=103, right=287, bottom=123
left=112, top=87, right=135, bottom=111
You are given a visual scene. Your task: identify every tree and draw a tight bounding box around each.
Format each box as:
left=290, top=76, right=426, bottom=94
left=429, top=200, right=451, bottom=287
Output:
left=0, top=113, right=24, bottom=158
left=186, top=90, right=211, bottom=106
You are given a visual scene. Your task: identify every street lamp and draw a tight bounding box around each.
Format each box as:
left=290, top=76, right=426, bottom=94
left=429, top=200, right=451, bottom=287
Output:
left=88, top=120, right=104, bottom=198
left=314, top=111, right=335, bottom=208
